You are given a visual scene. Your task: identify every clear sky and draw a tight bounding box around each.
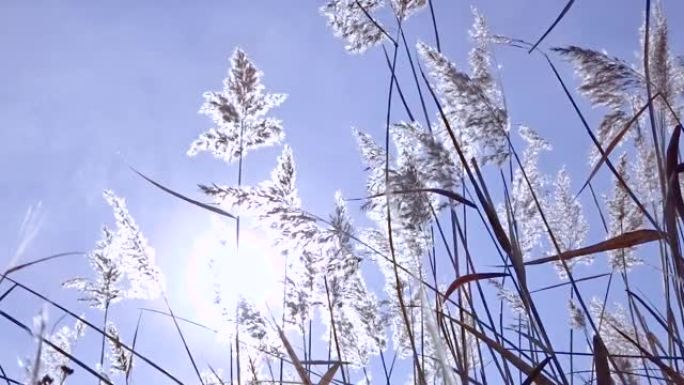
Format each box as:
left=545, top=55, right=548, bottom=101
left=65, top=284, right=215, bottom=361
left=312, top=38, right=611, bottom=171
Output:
left=1, top=1, right=683, bottom=384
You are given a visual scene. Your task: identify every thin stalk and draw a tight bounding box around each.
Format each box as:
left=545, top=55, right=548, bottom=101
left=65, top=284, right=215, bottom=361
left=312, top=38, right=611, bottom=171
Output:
left=100, top=301, right=111, bottom=375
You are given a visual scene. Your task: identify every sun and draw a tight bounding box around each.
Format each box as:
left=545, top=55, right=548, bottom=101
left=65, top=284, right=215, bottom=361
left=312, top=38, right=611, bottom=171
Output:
left=184, top=217, right=285, bottom=331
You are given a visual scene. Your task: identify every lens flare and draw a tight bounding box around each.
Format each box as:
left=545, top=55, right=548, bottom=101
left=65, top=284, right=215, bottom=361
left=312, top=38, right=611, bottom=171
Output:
left=185, top=217, right=284, bottom=332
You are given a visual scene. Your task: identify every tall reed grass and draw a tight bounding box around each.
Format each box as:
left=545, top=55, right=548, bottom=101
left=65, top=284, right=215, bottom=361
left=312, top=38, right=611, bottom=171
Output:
left=3, top=1, right=684, bottom=385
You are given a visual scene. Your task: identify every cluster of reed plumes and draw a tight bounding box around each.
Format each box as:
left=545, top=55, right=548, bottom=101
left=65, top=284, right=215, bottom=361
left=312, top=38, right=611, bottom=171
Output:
left=5, top=1, right=684, bottom=384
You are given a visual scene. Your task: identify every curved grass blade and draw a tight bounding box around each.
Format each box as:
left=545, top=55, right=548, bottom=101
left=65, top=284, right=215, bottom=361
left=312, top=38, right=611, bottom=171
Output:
left=529, top=0, right=575, bottom=53
left=443, top=272, right=508, bottom=302
left=664, top=125, right=684, bottom=277
left=130, top=166, right=236, bottom=219
left=666, top=125, right=684, bottom=220
left=524, top=229, right=664, bottom=266
left=349, top=188, right=475, bottom=208
left=0, top=251, right=84, bottom=288
left=4, top=251, right=84, bottom=276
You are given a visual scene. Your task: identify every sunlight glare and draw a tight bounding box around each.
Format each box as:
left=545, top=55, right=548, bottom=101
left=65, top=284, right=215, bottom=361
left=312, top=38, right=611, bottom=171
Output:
left=185, top=217, right=285, bottom=333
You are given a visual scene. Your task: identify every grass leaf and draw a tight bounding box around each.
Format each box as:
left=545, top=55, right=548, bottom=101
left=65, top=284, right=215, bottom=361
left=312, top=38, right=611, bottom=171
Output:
left=317, top=362, right=340, bottom=385
left=521, top=357, right=552, bottom=385
left=578, top=96, right=657, bottom=195
left=443, top=272, right=508, bottom=302
left=163, top=296, right=204, bottom=384
left=529, top=0, right=575, bottom=53
left=593, top=335, right=612, bottom=385
left=277, top=326, right=313, bottom=385
left=130, top=166, right=236, bottom=219
left=524, top=229, right=664, bottom=266
left=452, top=319, right=555, bottom=385
left=349, top=188, right=476, bottom=208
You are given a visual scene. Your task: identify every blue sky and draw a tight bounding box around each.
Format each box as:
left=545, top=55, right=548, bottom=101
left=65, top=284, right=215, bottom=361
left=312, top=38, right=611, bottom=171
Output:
left=1, top=1, right=684, bottom=384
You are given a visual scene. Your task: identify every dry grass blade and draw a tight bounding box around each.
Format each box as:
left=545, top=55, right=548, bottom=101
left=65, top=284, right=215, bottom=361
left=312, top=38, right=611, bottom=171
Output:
left=578, top=96, right=657, bottom=195
left=521, top=357, right=552, bottom=385
left=349, top=187, right=476, bottom=208
left=471, top=159, right=514, bottom=258
left=277, top=325, right=313, bottom=385
left=130, top=166, right=236, bottom=219
left=664, top=125, right=684, bottom=277
left=317, top=362, right=340, bottom=385
left=524, top=229, right=664, bottom=266
left=451, top=319, right=555, bottom=385
left=666, top=125, right=684, bottom=220
left=442, top=272, right=508, bottom=302
left=529, top=0, right=575, bottom=53
left=593, top=335, right=612, bottom=385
